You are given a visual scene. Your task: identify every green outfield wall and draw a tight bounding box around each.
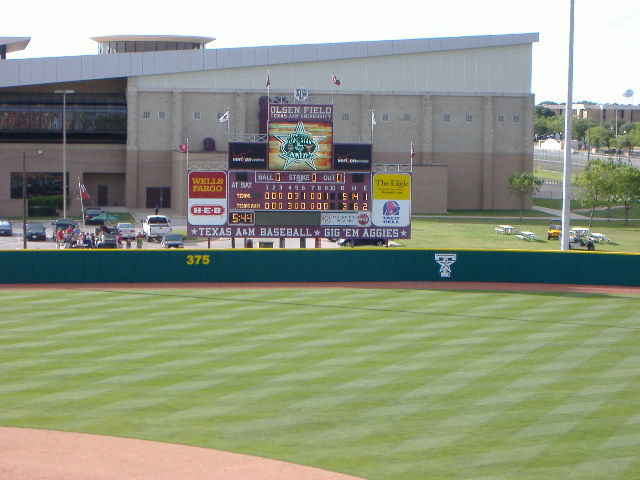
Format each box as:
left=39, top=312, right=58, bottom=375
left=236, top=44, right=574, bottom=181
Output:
left=0, top=249, right=638, bottom=286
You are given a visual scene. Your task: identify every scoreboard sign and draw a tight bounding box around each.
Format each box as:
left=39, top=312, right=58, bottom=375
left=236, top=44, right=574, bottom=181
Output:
left=187, top=103, right=411, bottom=241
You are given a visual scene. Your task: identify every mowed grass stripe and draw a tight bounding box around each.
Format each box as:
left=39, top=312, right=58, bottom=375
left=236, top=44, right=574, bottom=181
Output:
left=1, top=288, right=639, bottom=480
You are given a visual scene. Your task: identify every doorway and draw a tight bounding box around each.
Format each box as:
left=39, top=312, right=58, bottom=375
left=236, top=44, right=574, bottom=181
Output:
left=146, top=187, right=171, bottom=210
left=98, top=185, right=108, bottom=206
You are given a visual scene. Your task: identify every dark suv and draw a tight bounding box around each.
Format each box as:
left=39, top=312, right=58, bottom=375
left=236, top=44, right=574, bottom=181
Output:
left=52, top=218, right=78, bottom=232
left=84, top=207, right=105, bottom=225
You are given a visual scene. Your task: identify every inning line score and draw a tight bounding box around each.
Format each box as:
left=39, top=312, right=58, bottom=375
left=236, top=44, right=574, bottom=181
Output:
left=228, top=170, right=371, bottom=212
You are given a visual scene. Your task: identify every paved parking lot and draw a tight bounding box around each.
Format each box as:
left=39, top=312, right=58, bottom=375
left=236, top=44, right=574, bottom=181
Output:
left=0, top=210, right=339, bottom=250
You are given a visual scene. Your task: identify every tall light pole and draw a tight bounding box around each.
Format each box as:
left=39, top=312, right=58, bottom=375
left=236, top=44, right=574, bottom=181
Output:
left=561, top=0, right=575, bottom=251
left=55, top=89, right=74, bottom=219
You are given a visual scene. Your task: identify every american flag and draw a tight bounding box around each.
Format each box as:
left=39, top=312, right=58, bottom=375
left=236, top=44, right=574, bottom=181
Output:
left=331, top=73, right=341, bottom=86
left=410, top=142, right=416, bottom=159
left=179, top=141, right=189, bottom=152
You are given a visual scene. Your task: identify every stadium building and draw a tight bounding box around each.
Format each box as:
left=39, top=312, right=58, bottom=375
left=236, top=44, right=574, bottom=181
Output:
left=0, top=33, right=538, bottom=217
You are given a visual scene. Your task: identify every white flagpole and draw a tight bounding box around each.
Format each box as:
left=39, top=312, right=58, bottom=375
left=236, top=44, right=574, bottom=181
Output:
left=186, top=138, right=189, bottom=165
left=78, top=177, right=85, bottom=226
left=371, top=109, right=375, bottom=142
left=561, top=0, right=575, bottom=251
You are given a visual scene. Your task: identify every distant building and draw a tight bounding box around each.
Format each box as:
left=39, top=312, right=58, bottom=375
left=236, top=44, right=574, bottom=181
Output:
left=0, top=33, right=539, bottom=216
left=543, top=103, right=640, bottom=124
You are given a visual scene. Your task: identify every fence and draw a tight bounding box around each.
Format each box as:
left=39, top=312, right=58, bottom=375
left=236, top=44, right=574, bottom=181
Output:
left=1, top=249, right=639, bottom=287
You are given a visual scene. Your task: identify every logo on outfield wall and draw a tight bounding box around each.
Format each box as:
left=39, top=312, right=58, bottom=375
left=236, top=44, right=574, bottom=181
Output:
left=435, top=254, right=457, bottom=278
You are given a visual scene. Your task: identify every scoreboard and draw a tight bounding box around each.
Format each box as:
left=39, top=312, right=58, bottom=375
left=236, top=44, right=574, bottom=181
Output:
left=187, top=103, right=411, bottom=241
left=228, top=171, right=371, bottom=212
left=188, top=169, right=411, bottom=240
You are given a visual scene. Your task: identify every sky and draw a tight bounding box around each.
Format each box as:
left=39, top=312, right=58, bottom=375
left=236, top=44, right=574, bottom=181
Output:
left=4, top=0, right=639, bottom=105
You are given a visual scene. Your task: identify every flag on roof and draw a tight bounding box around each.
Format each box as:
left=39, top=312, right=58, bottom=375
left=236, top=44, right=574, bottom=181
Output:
left=331, top=73, right=341, bottom=86
left=179, top=141, right=189, bottom=152
left=219, top=111, right=229, bottom=123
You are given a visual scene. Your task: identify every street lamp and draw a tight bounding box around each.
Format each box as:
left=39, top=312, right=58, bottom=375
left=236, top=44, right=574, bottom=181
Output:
left=54, top=89, right=74, bottom=219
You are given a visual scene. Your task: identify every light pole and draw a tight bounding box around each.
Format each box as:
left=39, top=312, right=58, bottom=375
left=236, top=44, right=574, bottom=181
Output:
left=55, top=89, right=74, bottom=219
left=561, top=0, right=575, bottom=251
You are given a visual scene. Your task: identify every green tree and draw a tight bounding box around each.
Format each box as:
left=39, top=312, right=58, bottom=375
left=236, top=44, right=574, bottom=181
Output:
left=574, top=159, right=616, bottom=227
left=587, top=126, right=614, bottom=150
left=572, top=117, right=598, bottom=144
left=535, top=105, right=556, bottom=118
left=612, top=161, right=640, bottom=225
left=507, top=172, right=544, bottom=221
left=612, top=134, right=634, bottom=156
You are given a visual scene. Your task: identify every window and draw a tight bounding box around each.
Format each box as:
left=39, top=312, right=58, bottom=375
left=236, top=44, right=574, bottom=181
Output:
left=465, top=114, right=473, bottom=123
left=381, top=113, right=389, bottom=122
left=142, top=111, right=151, bottom=119
left=158, top=111, right=166, bottom=119
left=443, top=114, right=451, bottom=122
left=497, top=115, right=505, bottom=123
left=342, top=113, right=350, bottom=121
left=11, top=172, right=65, bottom=198
left=193, top=112, right=201, bottom=120
left=513, top=115, right=520, bottom=123
left=404, top=114, right=411, bottom=122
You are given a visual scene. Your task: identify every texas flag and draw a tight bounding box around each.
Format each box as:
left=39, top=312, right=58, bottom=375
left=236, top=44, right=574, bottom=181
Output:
left=331, top=73, right=341, bottom=86
left=179, top=141, right=189, bottom=152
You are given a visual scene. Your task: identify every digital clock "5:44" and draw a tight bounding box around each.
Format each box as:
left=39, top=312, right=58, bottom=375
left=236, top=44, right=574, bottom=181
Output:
left=229, top=211, right=255, bottom=225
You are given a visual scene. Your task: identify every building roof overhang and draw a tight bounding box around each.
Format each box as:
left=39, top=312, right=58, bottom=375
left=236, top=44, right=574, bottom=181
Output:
left=0, top=33, right=539, bottom=89
left=0, top=37, right=31, bottom=54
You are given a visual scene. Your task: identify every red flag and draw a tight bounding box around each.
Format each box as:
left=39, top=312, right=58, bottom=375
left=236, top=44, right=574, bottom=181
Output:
left=179, top=141, right=189, bottom=152
left=331, top=73, right=341, bottom=86
left=79, top=183, right=94, bottom=205
left=410, top=142, right=416, bottom=159
left=266, top=72, right=270, bottom=87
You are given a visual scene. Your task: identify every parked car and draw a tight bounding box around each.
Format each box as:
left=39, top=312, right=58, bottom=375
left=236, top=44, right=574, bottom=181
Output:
left=161, top=233, right=184, bottom=249
left=0, top=219, right=12, bottom=236
left=116, top=222, right=136, bottom=239
left=84, top=207, right=105, bottom=225
left=25, top=223, right=47, bottom=241
left=52, top=218, right=77, bottom=233
left=337, top=238, right=387, bottom=247
left=95, top=231, right=118, bottom=248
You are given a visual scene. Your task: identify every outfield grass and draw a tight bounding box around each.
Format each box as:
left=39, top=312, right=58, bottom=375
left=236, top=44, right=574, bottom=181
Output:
left=1, top=288, right=639, bottom=480
left=398, top=217, right=640, bottom=252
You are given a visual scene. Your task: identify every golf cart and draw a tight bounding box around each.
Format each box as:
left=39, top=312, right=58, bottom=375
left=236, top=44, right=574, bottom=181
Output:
left=568, top=232, right=595, bottom=251
left=548, top=221, right=562, bottom=240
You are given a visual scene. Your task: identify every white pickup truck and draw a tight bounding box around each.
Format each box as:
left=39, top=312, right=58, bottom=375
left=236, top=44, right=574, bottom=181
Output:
left=142, top=215, right=172, bottom=242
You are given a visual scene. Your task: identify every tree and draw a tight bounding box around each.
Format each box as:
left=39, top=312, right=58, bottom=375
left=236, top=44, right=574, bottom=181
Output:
left=508, top=172, right=544, bottom=221
left=612, top=161, right=640, bottom=226
left=574, top=159, right=616, bottom=227
left=612, top=134, right=634, bottom=156
left=572, top=117, right=598, bottom=144
left=587, top=126, right=614, bottom=150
